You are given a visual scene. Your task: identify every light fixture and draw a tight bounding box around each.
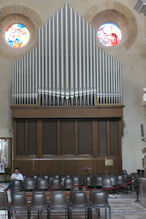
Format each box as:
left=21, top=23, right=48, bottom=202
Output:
left=135, top=0, right=146, bottom=16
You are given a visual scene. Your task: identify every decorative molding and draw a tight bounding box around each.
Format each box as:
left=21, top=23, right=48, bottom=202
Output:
left=135, top=0, right=146, bottom=16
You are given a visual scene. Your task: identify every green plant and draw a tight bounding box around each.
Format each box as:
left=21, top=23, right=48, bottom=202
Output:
left=3, top=164, right=11, bottom=182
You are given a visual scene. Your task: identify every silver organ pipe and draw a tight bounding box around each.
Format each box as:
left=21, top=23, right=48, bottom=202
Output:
left=41, top=26, right=45, bottom=106
left=96, top=47, right=100, bottom=104
left=89, top=26, right=93, bottom=106
left=45, top=22, right=48, bottom=106
left=12, top=2, right=123, bottom=106
left=99, top=49, right=102, bottom=104
left=48, top=19, right=52, bottom=105
left=82, top=18, right=86, bottom=105
left=108, top=55, right=111, bottom=104
left=56, top=11, right=60, bottom=105
left=86, top=22, right=90, bottom=105
left=65, top=3, right=69, bottom=104
left=52, top=16, right=56, bottom=105
left=24, top=55, right=26, bottom=104
left=120, top=63, right=123, bottom=103
left=60, top=8, right=64, bottom=105
left=93, top=29, right=96, bottom=105
left=78, top=15, right=82, bottom=105
left=74, top=11, right=78, bottom=105
left=32, top=50, right=35, bottom=104
left=105, top=53, right=108, bottom=103
left=112, top=58, right=115, bottom=104
left=12, top=63, right=14, bottom=104
left=35, top=48, right=38, bottom=104
left=117, top=61, right=120, bottom=103
left=115, top=60, right=118, bottom=103
left=110, top=56, right=113, bottom=104
left=29, top=52, right=32, bottom=105
left=38, top=28, right=41, bottom=106
left=70, top=8, right=74, bottom=105
left=18, top=59, right=21, bottom=104
left=102, top=51, right=105, bottom=104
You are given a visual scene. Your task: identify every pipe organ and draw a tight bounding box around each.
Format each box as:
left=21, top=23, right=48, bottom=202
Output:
left=11, top=3, right=124, bottom=175
left=12, top=3, right=123, bottom=106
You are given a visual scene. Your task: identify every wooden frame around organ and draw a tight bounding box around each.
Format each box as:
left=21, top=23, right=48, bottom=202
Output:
left=11, top=105, right=124, bottom=176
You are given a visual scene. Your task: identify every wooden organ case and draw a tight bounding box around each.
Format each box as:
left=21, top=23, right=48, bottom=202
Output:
left=11, top=3, right=124, bottom=175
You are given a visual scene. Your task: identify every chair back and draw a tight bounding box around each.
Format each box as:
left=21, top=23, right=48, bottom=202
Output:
left=0, top=192, right=8, bottom=209
left=24, top=178, right=36, bottom=190
left=43, top=175, right=49, bottom=180
left=117, top=175, right=124, bottom=185
left=11, top=191, right=27, bottom=209
left=110, top=175, right=117, bottom=186
left=51, top=178, right=60, bottom=189
left=50, top=191, right=67, bottom=208
left=64, top=178, right=72, bottom=190
left=12, top=180, right=23, bottom=191
left=122, top=170, right=127, bottom=175
left=71, top=191, right=88, bottom=207
left=72, top=176, right=80, bottom=186
left=65, top=174, right=71, bottom=179
left=37, top=178, right=49, bottom=190
left=95, top=175, right=103, bottom=187
left=86, top=176, right=93, bottom=187
left=31, top=191, right=48, bottom=208
left=49, top=176, right=55, bottom=186
left=102, top=177, right=112, bottom=189
left=89, top=190, right=99, bottom=201
left=91, top=191, right=108, bottom=206
left=54, top=174, right=60, bottom=179
left=33, top=175, right=38, bottom=181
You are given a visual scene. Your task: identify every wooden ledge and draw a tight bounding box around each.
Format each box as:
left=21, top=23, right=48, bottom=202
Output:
left=11, top=105, right=124, bottom=118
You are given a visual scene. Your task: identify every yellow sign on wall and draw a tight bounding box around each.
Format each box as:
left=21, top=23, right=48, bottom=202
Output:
left=105, top=159, right=114, bottom=166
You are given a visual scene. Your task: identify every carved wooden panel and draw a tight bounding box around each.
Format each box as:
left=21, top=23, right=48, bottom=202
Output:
left=16, top=120, right=25, bottom=156
left=42, top=120, right=57, bottom=155
left=27, top=120, right=37, bottom=155
left=98, top=120, right=107, bottom=155
left=60, top=120, right=75, bottom=155
left=78, top=120, right=93, bottom=155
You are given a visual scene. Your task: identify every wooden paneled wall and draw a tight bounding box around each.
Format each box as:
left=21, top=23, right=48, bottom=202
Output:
left=11, top=105, right=123, bottom=175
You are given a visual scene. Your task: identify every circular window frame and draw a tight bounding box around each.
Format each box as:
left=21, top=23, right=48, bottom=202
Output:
left=97, top=22, right=122, bottom=48
left=0, top=5, right=42, bottom=60
left=5, top=23, right=30, bottom=48
left=92, top=9, right=128, bottom=49
left=0, top=14, right=35, bottom=56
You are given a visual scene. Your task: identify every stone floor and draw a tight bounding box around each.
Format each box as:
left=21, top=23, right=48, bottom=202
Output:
left=0, top=183, right=146, bottom=218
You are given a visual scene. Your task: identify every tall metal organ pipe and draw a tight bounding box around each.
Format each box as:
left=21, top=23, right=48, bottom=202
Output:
left=12, top=2, right=123, bottom=106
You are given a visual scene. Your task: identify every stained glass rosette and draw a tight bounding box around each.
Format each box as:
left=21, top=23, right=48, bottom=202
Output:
left=97, top=23, right=122, bottom=47
left=5, top=24, right=30, bottom=48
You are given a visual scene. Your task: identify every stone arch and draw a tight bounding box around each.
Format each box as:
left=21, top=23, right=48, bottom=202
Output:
left=0, top=4, right=42, bottom=60
left=84, top=1, right=137, bottom=50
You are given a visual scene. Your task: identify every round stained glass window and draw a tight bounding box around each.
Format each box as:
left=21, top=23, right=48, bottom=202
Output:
left=97, top=23, right=122, bottom=47
left=5, top=24, right=30, bottom=48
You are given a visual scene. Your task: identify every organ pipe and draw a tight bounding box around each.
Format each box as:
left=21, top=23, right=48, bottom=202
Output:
left=70, top=7, right=74, bottom=105
left=12, top=2, right=123, bottom=106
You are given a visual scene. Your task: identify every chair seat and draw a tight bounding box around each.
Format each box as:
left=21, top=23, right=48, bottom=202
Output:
left=30, top=205, right=48, bottom=210
left=10, top=206, right=28, bottom=210
left=49, top=204, right=68, bottom=209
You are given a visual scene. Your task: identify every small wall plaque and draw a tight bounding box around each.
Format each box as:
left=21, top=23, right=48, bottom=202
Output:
left=105, top=159, right=113, bottom=166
